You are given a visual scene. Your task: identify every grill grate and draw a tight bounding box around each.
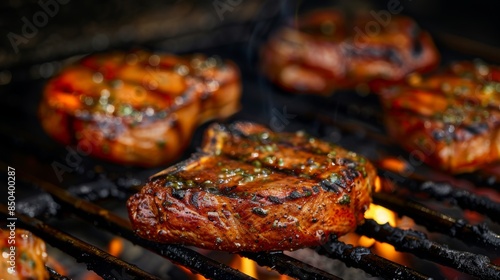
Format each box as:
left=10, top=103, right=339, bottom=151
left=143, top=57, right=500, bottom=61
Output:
left=0, top=205, right=161, bottom=280
left=357, top=219, right=500, bottom=279
left=3, top=154, right=500, bottom=279
left=401, top=179, right=500, bottom=222
left=373, top=192, right=500, bottom=251
left=47, top=267, right=71, bottom=280
left=241, top=252, right=341, bottom=280
left=316, top=240, right=430, bottom=280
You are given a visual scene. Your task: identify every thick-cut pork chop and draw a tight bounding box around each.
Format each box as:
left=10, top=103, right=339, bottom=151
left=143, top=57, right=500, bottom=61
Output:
left=127, top=122, right=375, bottom=252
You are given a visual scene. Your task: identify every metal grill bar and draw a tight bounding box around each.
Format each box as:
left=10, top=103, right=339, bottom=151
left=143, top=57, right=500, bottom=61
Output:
left=373, top=192, right=500, bottom=251
left=395, top=176, right=500, bottom=223
left=357, top=219, right=500, bottom=279
left=315, top=239, right=432, bottom=280
left=47, top=267, right=71, bottom=280
left=241, top=252, right=341, bottom=280
left=0, top=205, right=161, bottom=280
left=5, top=156, right=500, bottom=279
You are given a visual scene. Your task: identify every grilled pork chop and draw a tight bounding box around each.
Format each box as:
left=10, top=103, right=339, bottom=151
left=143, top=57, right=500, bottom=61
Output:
left=378, top=61, right=500, bottom=173
left=127, top=122, right=375, bottom=252
left=39, top=50, right=240, bottom=166
left=0, top=229, right=49, bottom=280
left=261, top=10, right=439, bottom=95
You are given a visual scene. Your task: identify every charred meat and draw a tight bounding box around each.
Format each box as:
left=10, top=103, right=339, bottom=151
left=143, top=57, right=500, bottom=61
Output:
left=378, top=60, right=500, bottom=173
left=261, top=10, right=439, bottom=95
left=39, top=50, right=241, bottom=166
left=127, top=122, right=375, bottom=252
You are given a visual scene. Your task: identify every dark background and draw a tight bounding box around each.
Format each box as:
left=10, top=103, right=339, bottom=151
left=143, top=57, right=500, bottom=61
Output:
left=1, top=0, right=500, bottom=71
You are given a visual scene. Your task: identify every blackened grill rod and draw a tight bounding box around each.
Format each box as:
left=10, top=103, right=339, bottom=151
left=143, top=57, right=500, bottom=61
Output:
left=374, top=192, right=500, bottom=251
left=315, top=239, right=432, bottom=280
left=0, top=205, right=161, bottom=280
left=241, top=252, right=341, bottom=280
left=382, top=170, right=500, bottom=224
left=12, top=170, right=256, bottom=280
left=47, top=267, right=71, bottom=280
left=357, top=219, right=500, bottom=279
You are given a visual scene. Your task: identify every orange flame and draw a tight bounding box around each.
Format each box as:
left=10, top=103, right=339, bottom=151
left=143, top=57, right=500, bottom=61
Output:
left=108, top=237, right=124, bottom=257
left=83, top=238, right=125, bottom=280
left=369, top=176, right=409, bottom=264
left=357, top=203, right=397, bottom=248
left=377, top=157, right=408, bottom=174
left=279, top=274, right=294, bottom=280
left=231, top=255, right=258, bottom=278
left=341, top=175, right=408, bottom=264
left=366, top=204, right=396, bottom=227
left=374, top=176, right=382, bottom=192
left=82, top=271, right=102, bottom=280
left=365, top=204, right=402, bottom=262
left=344, top=202, right=397, bottom=248
left=45, top=256, right=67, bottom=277
left=341, top=176, right=384, bottom=247
left=177, top=265, right=208, bottom=280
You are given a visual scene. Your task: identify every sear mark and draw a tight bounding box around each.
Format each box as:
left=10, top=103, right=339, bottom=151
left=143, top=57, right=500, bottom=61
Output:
left=268, top=195, right=283, bottom=204
left=320, top=179, right=340, bottom=193
left=172, top=189, right=186, bottom=200
left=190, top=191, right=200, bottom=208
left=252, top=207, right=269, bottom=217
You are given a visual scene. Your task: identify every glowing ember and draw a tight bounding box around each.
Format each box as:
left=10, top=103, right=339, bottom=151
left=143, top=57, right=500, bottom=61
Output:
left=341, top=175, right=408, bottom=264
left=45, top=256, right=67, bottom=278
left=108, top=237, right=124, bottom=257
left=377, top=157, right=408, bottom=174
left=374, top=176, right=382, bottom=192
left=279, top=274, right=294, bottom=280
left=366, top=204, right=396, bottom=227
left=82, top=271, right=102, bottom=280
left=178, top=265, right=208, bottom=280
left=365, top=203, right=408, bottom=263
left=231, top=255, right=258, bottom=278
left=348, top=203, right=396, bottom=248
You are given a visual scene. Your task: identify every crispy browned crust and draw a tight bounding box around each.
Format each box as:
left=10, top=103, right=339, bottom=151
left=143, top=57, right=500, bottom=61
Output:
left=39, top=50, right=241, bottom=166
left=379, top=61, right=500, bottom=173
left=0, top=229, right=49, bottom=280
left=127, top=122, right=375, bottom=252
left=260, top=10, right=439, bottom=95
